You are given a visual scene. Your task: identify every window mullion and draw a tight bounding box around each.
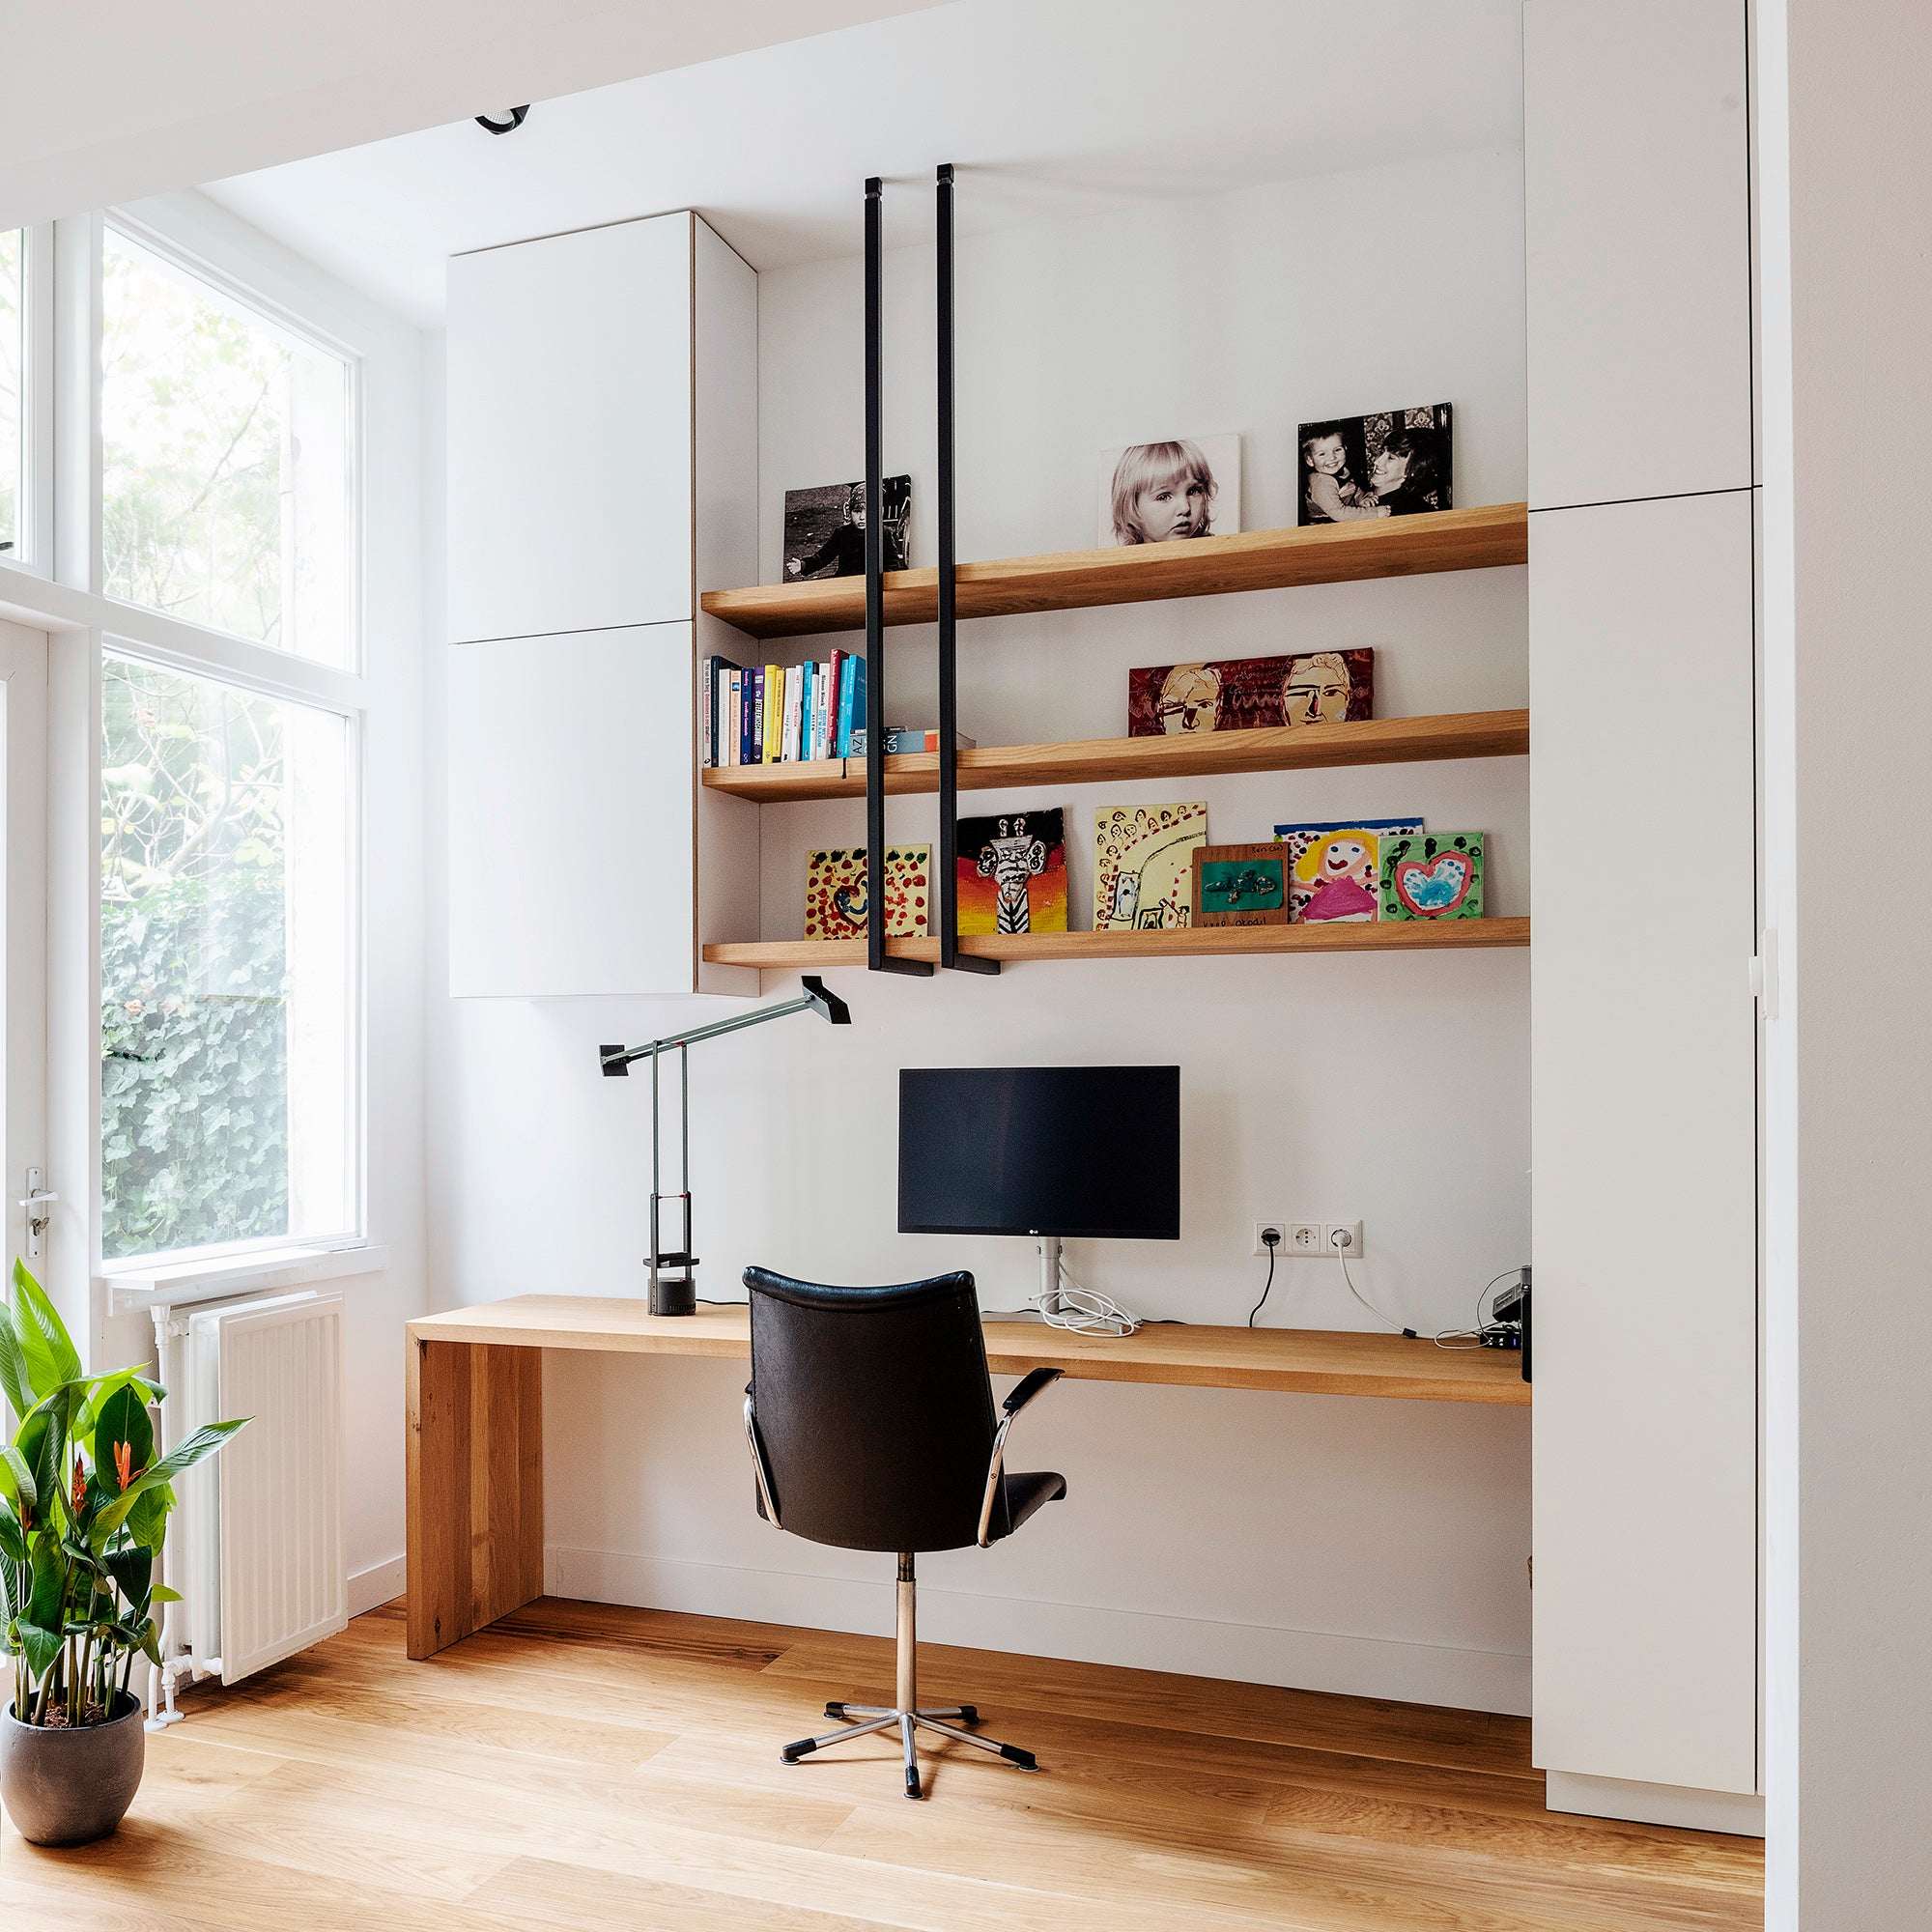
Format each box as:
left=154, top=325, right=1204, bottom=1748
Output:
left=51, top=211, right=100, bottom=595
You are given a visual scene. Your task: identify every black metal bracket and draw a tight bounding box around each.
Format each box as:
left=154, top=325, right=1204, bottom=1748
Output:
left=936, top=162, right=999, bottom=975
left=865, top=175, right=933, bottom=979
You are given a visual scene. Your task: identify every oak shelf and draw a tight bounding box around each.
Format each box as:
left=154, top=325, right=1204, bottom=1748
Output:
left=701, top=501, right=1530, bottom=640
left=700, top=707, right=1529, bottom=804
left=701, top=917, right=1529, bottom=970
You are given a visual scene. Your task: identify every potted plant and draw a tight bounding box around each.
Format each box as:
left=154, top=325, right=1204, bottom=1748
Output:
left=0, top=1259, right=247, bottom=1846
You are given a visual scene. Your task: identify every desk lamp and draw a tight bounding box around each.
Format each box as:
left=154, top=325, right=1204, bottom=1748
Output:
left=600, top=976, right=851, bottom=1315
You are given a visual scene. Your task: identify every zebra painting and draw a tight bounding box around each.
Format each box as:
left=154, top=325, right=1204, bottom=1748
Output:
left=956, top=809, right=1067, bottom=935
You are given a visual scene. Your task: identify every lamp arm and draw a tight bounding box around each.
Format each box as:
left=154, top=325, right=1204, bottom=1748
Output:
left=600, top=977, right=849, bottom=1075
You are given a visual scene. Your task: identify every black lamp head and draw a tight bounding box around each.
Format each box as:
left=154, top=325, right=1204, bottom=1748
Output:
left=475, top=106, right=530, bottom=135
left=801, top=976, right=851, bottom=1026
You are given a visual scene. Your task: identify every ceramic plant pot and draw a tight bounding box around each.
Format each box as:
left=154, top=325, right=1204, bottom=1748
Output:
left=0, top=1690, right=147, bottom=1846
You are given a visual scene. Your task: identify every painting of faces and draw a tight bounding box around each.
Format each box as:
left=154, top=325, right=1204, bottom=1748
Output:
left=783, top=474, right=911, bottom=580
left=1098, top=435, right=1241, bottom=546
left=1296, top=405, right=1452, bottom=526
left=1126, top=650, right=1375, bottom=737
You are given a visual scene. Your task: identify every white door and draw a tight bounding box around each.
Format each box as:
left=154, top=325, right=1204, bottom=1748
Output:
left=0, top=619, right=48, bottom=1288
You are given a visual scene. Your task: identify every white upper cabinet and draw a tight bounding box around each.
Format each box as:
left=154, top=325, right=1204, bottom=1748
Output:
left=444, top=213, right=759, bottom=999
left=1524, top=0, right=1752, bottom=509
left=447, top=213, right=696, bottom=642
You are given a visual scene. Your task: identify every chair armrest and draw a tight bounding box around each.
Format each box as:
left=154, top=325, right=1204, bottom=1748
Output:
left=743, top=1393, right=780, bottom=1527
left=978, top=1368, right=1063, bottom=1547
left=1003, top=1365, right=1063, bottom=1415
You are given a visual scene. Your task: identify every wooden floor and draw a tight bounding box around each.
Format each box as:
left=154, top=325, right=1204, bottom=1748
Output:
left=0, top=1598, right=1764, bottom=1931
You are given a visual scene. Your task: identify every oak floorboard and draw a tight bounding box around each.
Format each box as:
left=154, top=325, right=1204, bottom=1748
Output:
left=1, top=1600, right=1762, bottom=1932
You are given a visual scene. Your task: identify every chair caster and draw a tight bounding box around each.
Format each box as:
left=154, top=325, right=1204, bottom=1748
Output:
left=999, top=1744, right=1037, bottom=1770
left=905, top=1764, right=922, bottom=1800
left=823, top=1701, right=848, bottom=1720
left=781, top=1739, right=815, bottom=1764
left=956, top=1705, right=979, bottom=1725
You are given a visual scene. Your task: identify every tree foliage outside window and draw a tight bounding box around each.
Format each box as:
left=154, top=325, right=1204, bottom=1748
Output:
left=100, top=658, right=293, bottom=1260
left=100, top=228, right=351, bottom=666
left=0, top=228, right=21, bottom=555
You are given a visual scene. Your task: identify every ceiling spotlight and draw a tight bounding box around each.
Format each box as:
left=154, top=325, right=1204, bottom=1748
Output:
left=475, top=106, right=530, bottom=135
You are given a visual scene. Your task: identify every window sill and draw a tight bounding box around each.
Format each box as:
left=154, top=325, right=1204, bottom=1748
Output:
left=99, top=1242, right=390, bottom=1315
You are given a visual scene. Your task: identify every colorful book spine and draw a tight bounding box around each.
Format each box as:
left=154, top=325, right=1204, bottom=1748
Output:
left=838, top=657, right=867, bottom=756
left=783, top=665, right=802, bottom=762
left=824, top=651, right=843, bottom=761
left=701, top=659, right=714, bottom=765
left=738, top=670, right=753, bottom=765
left=763, top=664, right=781, bottom=763
left=799, top=662, right=815, bottom=761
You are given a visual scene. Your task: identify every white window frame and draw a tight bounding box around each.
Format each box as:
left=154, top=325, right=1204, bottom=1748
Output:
left=0, top=199, right=381, bottom=1319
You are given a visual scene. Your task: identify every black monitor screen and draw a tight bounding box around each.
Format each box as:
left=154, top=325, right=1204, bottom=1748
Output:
left=897, top=1065, right=1180, bottom=1240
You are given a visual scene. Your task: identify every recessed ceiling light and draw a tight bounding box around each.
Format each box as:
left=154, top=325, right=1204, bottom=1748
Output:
left=475, top=107, right=530, bottom=136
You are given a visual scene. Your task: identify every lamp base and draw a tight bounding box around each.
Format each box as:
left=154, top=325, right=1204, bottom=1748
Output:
left=649, top=1279, right=696, bottom=1318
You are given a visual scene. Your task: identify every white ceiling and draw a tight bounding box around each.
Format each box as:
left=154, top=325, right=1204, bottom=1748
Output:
left=205, top=0, right=1523, bottom=327
left=4, top=0, right=946, bottom=231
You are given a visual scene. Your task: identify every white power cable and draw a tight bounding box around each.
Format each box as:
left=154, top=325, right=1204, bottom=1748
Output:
left=1034, top=1254, right=1145, bottom=1336
left=1332, top=1236, right=1410, bottom=1333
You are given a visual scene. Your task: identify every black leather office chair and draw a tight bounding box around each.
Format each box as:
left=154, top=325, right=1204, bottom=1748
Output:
left=742, top=1265, right=1066, bottom=1799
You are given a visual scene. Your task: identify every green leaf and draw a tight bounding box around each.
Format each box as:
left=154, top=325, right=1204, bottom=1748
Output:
left=94, top=1380, right=156, bottom=1499
left=128, top=1484, right=172, bottom=1551
left=150, top=1584, right=183, bottom=1605
left=14, top=1618, right=61, bottom=1680
left=105, top=1545, right=152, bottom=1607
left=0, top=1443, right=36, bottom=1518
left=0, top=1307, right=33, bottom=1421
left=10, top=1260, right=82, bottom=1399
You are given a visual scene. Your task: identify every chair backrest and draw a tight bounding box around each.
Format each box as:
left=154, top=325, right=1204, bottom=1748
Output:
left=745, top=1266, right=1002, bottom=1554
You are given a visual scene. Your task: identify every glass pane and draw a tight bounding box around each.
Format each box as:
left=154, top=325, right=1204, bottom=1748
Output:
left=100, top=653, right=354, bottom=1262
left=0, top=229, right=20, bottom=558
left=101, top=229, right=352, bottom=667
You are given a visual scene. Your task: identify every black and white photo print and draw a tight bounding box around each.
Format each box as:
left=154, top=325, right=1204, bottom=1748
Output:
left=1097, top=434, right=1241, bottom=545
left=1296, top=405, right=1452, bottom=526
left=783, top=475, right=911, bottom=579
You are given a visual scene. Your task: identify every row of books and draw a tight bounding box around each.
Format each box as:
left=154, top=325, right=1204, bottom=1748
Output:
left=703, top=653, right=867, bottom=767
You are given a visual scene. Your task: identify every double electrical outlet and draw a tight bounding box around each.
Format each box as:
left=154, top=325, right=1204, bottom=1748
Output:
left=1254, top=1219, right=1363, bottom=1259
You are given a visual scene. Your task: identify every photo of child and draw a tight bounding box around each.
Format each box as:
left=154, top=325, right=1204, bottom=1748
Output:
left=1097, top=435, right=1240, bottom=546
left=783, top=476, right=911, bottom=580
left=1296, top=406, right=1452, bottom=526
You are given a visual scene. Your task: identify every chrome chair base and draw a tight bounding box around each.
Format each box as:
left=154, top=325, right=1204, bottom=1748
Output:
left=777, top=1554, right=1039, bottom=1799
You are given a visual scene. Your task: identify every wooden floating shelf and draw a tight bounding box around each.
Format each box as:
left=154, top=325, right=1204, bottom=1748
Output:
left=702, top=917, right=1529, bottom=970
left=701, top=708, right=1529, bottom=804
left=701, top=502, right=1530, bottom=640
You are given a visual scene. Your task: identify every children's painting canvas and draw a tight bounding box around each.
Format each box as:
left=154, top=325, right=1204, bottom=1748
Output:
left=1274, top=817, right=1423, bottom=923
left=1094, top=803, right=1208, bottom=930
left=955, top=810, right=1067, bottom=935
left=1296, top=404, right=1452, bottom=526
left=1127, top=650, right=1375, bottom=736
left=1097, top=435, right=1241, bottom=546
left=804, top=845, right=931, bottom=939
left=1379, top=832, right=1485, bottom=922
left=1192, top=843, right=1288, bottom=927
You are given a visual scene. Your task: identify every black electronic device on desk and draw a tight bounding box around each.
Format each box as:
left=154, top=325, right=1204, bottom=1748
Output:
left=897, top=1065, right=1179, bottom=1333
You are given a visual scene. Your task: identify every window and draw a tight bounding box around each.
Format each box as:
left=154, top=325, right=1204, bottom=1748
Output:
left=0, top=228, right=21, bottom=558
left=99, top=653, right=355, bottom=1263
left=101, top=227, right=354, bottom=667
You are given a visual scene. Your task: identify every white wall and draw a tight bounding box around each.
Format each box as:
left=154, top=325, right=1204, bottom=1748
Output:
left=1760, top=0, right=1932, bottom=1920
left=425, top=149, right=1537, bottom=1711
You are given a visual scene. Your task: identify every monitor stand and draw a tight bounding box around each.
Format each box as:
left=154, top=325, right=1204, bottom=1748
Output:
left=1037, top=1233, right=1063, bottom=1317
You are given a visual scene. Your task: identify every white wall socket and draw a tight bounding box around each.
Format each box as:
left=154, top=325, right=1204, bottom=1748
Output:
left=1285, top=1221, right=1325, bottom=1256
left=1325, top=1221, right=1364, bottom=1257
left=1253, top=1219, right=1286, bottom=1257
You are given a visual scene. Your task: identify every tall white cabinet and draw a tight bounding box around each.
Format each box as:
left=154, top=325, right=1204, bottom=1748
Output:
left=1525, top=0, right=1762, bottom=1831
left=445, top=213, right=758, bottom=998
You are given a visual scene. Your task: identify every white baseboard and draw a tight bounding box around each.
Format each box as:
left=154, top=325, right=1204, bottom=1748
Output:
left=349, top=1554, right=407, bottom=1618
left=1545, top=1770, right=1766, bottom=1837
left=546, top=1544, right=1531, bottom=1716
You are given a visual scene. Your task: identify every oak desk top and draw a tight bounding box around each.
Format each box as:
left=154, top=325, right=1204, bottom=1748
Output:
left=408, top=1294, right=1528, bottom=1406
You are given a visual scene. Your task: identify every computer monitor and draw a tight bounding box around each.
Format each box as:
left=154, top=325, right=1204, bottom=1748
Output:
left=896, top=1065, right=1180, bottom=1243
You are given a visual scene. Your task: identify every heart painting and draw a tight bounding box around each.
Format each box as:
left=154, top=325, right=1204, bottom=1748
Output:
left=1378, top=832, right=1486, bottom=923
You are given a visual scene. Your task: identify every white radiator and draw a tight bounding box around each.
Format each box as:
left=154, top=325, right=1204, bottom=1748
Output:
left=169, top=1288, right=348, bottom=1687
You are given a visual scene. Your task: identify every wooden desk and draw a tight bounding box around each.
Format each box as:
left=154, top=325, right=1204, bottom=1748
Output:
left=405, top=1294, right=1527, bottom=1661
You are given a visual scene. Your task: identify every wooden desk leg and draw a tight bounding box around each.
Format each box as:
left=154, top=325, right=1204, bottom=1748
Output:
left=407, top=1338, right=544, bottom=1661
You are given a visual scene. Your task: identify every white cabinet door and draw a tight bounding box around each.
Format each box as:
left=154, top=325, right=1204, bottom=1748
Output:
left=447, top=214, right=694, bottom=643
left=1529, top=490, right=1757, bottom=1793
left=448, top=624, right=695, bottom=998
left=1524, top=0, right=1752, bottom=509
